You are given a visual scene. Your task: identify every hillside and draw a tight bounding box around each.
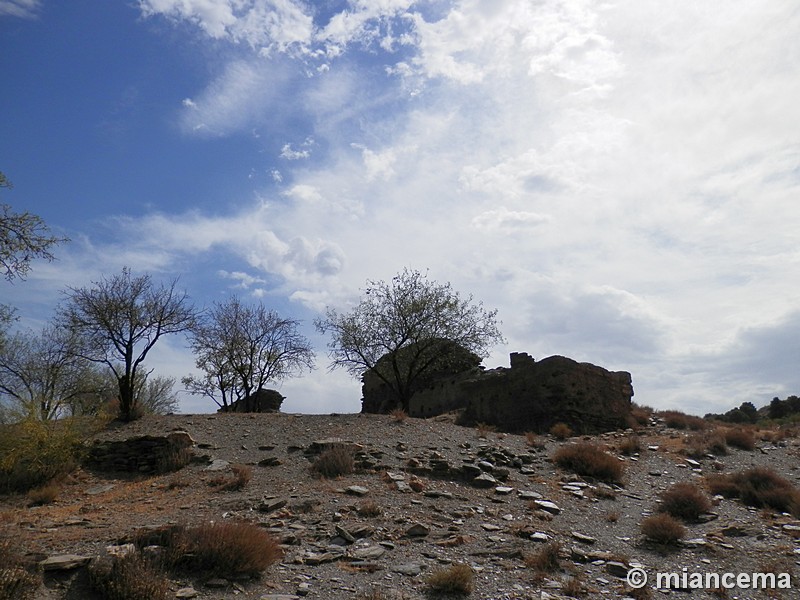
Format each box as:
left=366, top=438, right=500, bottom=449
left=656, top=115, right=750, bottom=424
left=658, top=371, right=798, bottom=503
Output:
left=2, top=412, right=799, bottom=599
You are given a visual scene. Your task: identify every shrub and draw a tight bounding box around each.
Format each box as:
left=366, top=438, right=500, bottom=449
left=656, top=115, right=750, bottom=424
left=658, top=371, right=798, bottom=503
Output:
left=659, top=410, right=707, bottom=431
left=356, top=500, right=382, bottom=517
left=640, top=513, right=686, bottom=545
left=156, top=445, right=193, bottom=473
left=475, top=422, right=496, bottom=438
left=658, top=482, right=712, bottom=522
left=724, top=428, right=756, bottom=451
left=161, top=521, right=282, bottom=577
left=311, top=445, right=355, bottom=478
left=425, top=563, right=474, bottom=595
left=88, top=552, right=170, bottom=600
left=562, top=575, right=587, bottom=598
left=525, top=431, right=545, bottom=449
left=618, top=435, right=642, bottom=456
left=389, top=408, right=408, bottom=423
left=686, top=430, right=727, bottom=458
left=707, top=467, right=800, bottom=516
left=552, top=443, right=624, bottom=484
left=525, top=541, right=562, bottom=573
left=0, top=418, right=86, bottom=493
left=550, top=422, right=573, bottom=440
left=209, top=463, right=252, bottom=491
left=629, top=403, right=653, bottom=427
left=26, top=481, right=60, bottom=506
left=0, top=537, right=40, bottom=600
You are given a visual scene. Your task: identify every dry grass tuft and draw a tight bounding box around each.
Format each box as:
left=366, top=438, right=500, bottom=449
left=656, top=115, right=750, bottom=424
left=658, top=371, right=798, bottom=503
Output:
left=552, top=443, right=625, bottom=484
left=658, top=482, right=712, bottom=522
left=356, top=500, right=383, bottom=517
left=88, top=552, right=170, bottom=600
left=525, top=431, right=546, bottom=449
left=658, top=410, right=708, bottom=431
left=707, top=467, right=800, bottom=517
left=618, top=435, right=642, bottom=456
left=640, top=513, right=686, bottom=545
left=389, top=408, right=408, bottom=423
left=311, top=445, right=355, bottom=478
left=425, top=563, right=474, bottom=596
left=26, top=481, right=60, bottom=506
left=209, top=463, right=253, bottom=491
left=160, top=521, right=282, bottom=577
left=724, top=427, right=756, bottom=451
left=525, top=541, right=562, bottom=574
left=686, top=430, right=728, bottom=458
left=0, top=537, right=40, bottom=600
left=562, top=575, right=588, bottom=597
left=549, top=422, right=573, bottom=440
left=475, top=422, right=496, bottom=438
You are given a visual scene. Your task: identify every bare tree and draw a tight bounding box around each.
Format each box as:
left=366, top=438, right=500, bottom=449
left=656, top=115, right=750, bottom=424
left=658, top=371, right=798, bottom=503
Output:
left=184, top=296, right=314, bottom=411
left=0, top=324, right=103, bottom=420
left=58, top=267, right=195, bottom=421
left=315, top=268, right=505, bottom=411
left=0, top=171, right=67, bottom=282
left=135, top=373, right=180, bottom=415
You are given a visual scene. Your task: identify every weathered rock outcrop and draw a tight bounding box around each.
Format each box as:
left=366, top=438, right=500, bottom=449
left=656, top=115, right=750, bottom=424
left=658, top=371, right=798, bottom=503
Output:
left=364, top=350, right=633, bottom=434
left=85, top=431, right=194, bottom=473
left=219, top=389, right=285, bottom=413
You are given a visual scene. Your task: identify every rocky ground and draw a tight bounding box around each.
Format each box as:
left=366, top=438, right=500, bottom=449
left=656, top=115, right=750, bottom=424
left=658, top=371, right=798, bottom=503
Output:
left=2, top=411, right=800, bottom=599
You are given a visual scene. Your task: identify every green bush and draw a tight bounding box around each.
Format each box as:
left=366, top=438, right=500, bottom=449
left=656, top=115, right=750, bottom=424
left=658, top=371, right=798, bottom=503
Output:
left=0, top=418, right=88, bottom=493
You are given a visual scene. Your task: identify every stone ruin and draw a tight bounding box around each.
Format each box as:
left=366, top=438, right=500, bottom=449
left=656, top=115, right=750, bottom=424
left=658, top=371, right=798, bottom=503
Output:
left=218, top=388, right=285, bottom=413
left=362, top=350, right=634, bottom=434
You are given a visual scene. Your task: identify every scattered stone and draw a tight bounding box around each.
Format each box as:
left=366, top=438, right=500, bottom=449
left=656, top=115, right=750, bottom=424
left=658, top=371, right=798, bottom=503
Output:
left=85, top=484, right=115, bottom=495
left=175, top=588, right=200, bottom=599
left=40, top=554, right=91, bottom=571
left=495, top=486, right=514, bottom=495
left=406, top=523, right=431, bottom=537
left=258, top=498, right=288, bottom=513
left=533, top=500, right=561, bottom=515
left=205, top=578, right=229, bottom=588
left=351, top=545, right=386, bottom=560
left=571, top=531, right=596, bottom=544
left=393, top=562, right=426, bottom=576
left=258, top=456, right=282, bottom=467
left=605, top=561, right=629, bottom=578
left=472, top=473, right=498, bottom=488
left=204, top=459, right=230, bottom=471
left=346, top=485, right=369, bottom=496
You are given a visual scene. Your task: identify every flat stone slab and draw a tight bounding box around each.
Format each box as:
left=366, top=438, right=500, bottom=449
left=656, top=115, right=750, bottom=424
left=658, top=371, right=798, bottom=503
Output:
left=40, top=554, right=91, bottom=571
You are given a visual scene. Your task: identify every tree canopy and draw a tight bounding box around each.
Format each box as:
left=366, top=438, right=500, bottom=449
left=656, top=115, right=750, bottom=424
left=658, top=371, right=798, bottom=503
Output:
left=57, top=267, right=195, bottom=421
left=183, top=296, right=315, bottom=411
left=0, top=171, right=67, bottom=282
left=316, top=268, right=505, bottom=411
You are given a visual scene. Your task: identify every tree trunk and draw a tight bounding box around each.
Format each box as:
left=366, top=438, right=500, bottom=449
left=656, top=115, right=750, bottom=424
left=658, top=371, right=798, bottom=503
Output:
left=117, top=374, right=136, bottom=421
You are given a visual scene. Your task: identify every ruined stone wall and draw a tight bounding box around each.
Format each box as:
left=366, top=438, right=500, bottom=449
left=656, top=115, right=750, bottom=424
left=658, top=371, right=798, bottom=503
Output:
left=408, top=353, right=633, bottom=434
left=85, top=431, right=194, bottom=473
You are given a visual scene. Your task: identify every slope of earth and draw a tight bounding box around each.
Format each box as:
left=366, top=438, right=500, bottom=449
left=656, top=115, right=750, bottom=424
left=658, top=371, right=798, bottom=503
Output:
left=2, top=412, right=800, bottom=599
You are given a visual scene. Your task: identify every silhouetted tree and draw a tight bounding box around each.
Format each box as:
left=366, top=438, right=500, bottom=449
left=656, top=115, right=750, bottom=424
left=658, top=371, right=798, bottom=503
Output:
left=58, top=268, right=195, bottom=421
left=316, top=268, right=505, bottom=411
left=184, top=296, right=314, bottom=411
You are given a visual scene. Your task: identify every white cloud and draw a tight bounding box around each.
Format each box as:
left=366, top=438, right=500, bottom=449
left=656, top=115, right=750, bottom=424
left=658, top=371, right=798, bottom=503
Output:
left=0, top=0, right=41, bottom=18
left=18, top=0, right=793, bottom=415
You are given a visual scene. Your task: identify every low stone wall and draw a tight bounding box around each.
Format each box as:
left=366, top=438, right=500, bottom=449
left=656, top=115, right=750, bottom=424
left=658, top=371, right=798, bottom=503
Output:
left=84, top=431, right=194, bottom=474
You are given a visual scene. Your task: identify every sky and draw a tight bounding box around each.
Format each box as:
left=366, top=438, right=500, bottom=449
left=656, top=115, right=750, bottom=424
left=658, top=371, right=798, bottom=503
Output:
left=1, top=0, right=799, bottom=417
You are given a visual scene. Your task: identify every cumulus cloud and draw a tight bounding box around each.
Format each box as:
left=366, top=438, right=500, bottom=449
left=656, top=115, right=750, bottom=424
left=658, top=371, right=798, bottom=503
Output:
left=41, top=0, right=798, bottom=414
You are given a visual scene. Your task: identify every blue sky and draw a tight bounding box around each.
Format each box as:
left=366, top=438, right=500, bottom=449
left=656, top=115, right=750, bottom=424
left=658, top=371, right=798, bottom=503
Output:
left=1, top=0, right=799, bottom=415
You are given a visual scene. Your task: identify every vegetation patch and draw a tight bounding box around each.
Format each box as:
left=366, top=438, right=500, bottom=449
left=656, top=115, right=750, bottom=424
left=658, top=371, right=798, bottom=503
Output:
left=311, top=445, right=356, bottom=478
left=0, top=537, right=40, bottom=600
left=707, top=467, right=800, bottom=516
left=88, top=552, right=170, bottom=600
left=658, top=410, right=708, bottom=431
left=640, top=513, right=686, bottom=545
left=425, top=563, right=474, bottom=596
left=552, top=442, right=624, bottom=484
left=549, top=422, right=573, bottom=440
left=658, top=482, right=712, bottom=522
left=724, top=427, right=756, bottom=451
left=0, top=418, right=86, bottom=493
left=525, top=541, right=562, bottom=574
